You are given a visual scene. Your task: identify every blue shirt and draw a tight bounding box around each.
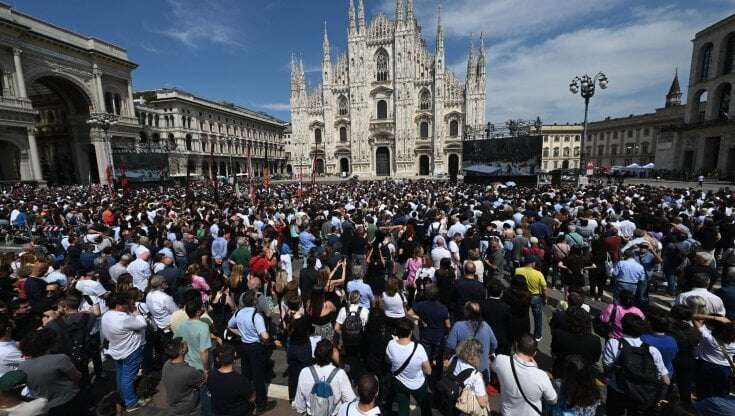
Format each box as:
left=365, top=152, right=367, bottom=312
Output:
left=299, top=231, right=317, bottom=256
left=346, top=279, right=373, bottom=309
left=227, top=307, right=266, bottom=343
left=447, top=320, right=498, bottom=373
left=529, top=221, right=550, bottom=241
left=211, top=237, right=228, bottom=259
left=641, top=333, right=678, bottom=376
left=614, top=258, right=646, bottom=285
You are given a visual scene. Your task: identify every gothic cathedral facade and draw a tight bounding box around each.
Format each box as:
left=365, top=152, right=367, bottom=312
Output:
left=288, top=0, right=486, bottom=178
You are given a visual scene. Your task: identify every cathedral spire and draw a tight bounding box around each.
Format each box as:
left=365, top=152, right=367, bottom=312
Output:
left=348, top=0, right=356, bottom=34
left=406, top=0, right=414, bottom=19
left=358, top=0, right=366, bottom=32
left=435, top=5, right=444, bottom=73
left=666, top=67, right=682, bottom=108
left=396, top=0, right=404, bottom=22
left=323, top=21, right=330, bottom=59
left=467, top=34, right=475, bottom=82
left=477, top=32, right=486, bottom=77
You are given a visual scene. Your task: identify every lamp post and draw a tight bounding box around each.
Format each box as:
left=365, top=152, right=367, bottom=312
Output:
left=86, top=112, right=119, bottom=184
left=569, top=72, right=608, bottom=175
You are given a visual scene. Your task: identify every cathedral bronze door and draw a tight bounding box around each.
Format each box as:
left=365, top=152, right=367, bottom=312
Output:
left=376, top=147, right=390, bottom=176
left=419, top=155, right=430, bottom=175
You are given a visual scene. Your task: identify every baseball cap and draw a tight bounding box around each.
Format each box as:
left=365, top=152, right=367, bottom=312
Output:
left=0, top=370, right=27, bottom=392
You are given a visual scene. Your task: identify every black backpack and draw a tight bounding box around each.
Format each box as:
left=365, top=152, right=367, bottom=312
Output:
left=341, top=307, right=364, bottom=346
left=613, top=339, right=660, bottom=408
left=54, top=313, right=92, bottom=371
left=434, top=357, right=475, bottom=416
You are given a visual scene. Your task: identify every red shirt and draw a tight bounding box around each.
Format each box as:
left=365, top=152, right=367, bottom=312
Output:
left=605, top=235, right=623, bottom=261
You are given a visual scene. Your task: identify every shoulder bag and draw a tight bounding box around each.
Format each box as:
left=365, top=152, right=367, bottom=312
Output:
left=510, top=355, right=543, bottom=416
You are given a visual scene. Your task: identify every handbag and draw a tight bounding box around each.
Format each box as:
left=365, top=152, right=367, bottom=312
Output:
left=604, top=252, right=615, bottom=277
left=510, top=355, right=543, bottom=416
left=456, top=384, right=488, bottom=416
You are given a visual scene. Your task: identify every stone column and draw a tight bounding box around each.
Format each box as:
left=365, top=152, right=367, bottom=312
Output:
left=26, top=128, right=43, bottom=182
left=93, top=140, right=111, bottom=184
left=92, top=63, right=106, bottom=112
left=12, top=48, right=27, bottom=98
left=127, top=81, right=135, bottom=116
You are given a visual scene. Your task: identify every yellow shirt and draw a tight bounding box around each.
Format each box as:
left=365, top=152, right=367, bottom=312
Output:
left=514, top=266, right=546, bottom=295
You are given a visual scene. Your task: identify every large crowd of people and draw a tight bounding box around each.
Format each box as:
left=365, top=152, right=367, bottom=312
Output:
left=0, top=178, right=734, bottom=416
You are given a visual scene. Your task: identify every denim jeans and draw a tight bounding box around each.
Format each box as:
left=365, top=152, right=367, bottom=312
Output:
left=115, top=346, right=143, bottom=408
left=665, top=272, right=678, bottom=295
left=614, top=281, right=638, bottom=302
left=530, top=295, right=543, bottom=339
left=636, top=278, right=649, bottom=309
left=420, top=340, right=445, bottom=380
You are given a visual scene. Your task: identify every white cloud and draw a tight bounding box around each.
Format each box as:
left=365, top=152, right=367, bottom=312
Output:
left=258, top=103, right=291, bottom=111
left=440, top=3, right=735, bottom=122
left=156, top=0, right=244, bottom=49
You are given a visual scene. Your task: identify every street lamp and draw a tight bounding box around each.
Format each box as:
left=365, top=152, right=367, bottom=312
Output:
left=569, top=72, right=608, bottom=174
left=87, top=112, right=119, bottom=184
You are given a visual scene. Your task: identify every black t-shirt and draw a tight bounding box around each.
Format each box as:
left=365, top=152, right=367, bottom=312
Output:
left=412, top=300, right=449, bottom=345
left=207, top=369, right=253, bottom=416
left=453, top=278, right=486, bottom=318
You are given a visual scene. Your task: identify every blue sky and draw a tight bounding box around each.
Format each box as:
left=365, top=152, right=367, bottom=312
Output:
left=11, top=0, right=735, bottom=124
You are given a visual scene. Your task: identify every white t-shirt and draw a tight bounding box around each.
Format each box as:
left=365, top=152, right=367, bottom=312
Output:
left=335, top=304, right=369, bottom=327
left=386, top=340, right=428, bottom=390
left=382, top=293, right=406, bottom=318
left=75, top=279, right=109, bottom=314
left=492, top=354, right=557, bottom=416
left=453, top=358, right=486, bottom=397
left=417, top=266, right=436, bottom=282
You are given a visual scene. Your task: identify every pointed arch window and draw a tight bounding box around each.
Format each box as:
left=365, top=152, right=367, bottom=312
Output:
left=419, top=89, right=431, bottom=110
left=339, top=126, right=347, bottom=142
left=420, top=121, right=429, bottom=139
left=377, top=100, right=387, bottom=120
left=314, top=128, right=322, bottom=144
left=338, top=96, right=348, bottom=116
left=376, top=49, right=389, bottom=81
left=449, top=120, right=459, bottom=137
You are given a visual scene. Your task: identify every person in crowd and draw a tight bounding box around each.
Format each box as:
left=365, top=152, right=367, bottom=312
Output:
left=100, top=292, right=148, bottom=412
left=668, top=304, right=701, bottom=405
left=492, top=334, right=557, bottom=416
left=675, top=273, right=726, bottom=316
left=550, top=306, right=601, bottom=378
left=207, top=344, right=255, bottom=416
left=407, top=284, right=450, bottom=379
left=613, top=249, right=647, bottom=302
left=598, top=289, right=645, bottom=339
left=18, top=328, right=84, bottom=416
left=334, top=374, right=380, bottom=416
left=447, top=301, right=497, bottom=383
left=293, top=339, right=355, bottom=416
left=0, top=370, right=48, bottom=416
left=449, top=339, right=489, bottom=410
left=227, top=290, right=277, bottom=414
left=481, top=278, right=513, bottom=355
left=515, top=256, right=547, bottom=341
left=640, top=309, right=679, bottom=376
left=385, top=318, right=431, bottom=416
left=549, top=355, right=603, bottom=416
left=602, top=314, right=670, bottom=416
left=691, top=314, right=735, bottom=399
left=381, top=278, right=406, bottom=330
left=162, top=336, right=205, bottom=416
left=335, top=290, right=370, bottom=379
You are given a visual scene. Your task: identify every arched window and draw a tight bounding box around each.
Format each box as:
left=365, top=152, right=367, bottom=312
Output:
left=168, top=133, right=176, bottom=149
left=419, top=89, right=431, bottom=110
left=314, top=128, right=322, bottom=144
left=152, top=133, right=160, bottom=144
left=543, top=148, right=549, bottom=157
left=420, top=121, right=429, bottom=139
left=185, top=135, right=192, bottom=151
left=377, top=100, right=387, bottom=119
left=700, top=44, right=713, bottom=81
left=139, top=131, right=148, bottom=144
left=553, top=148, right=560, bottom=157
left=718, top=84, right=731, bottom=120
left=724, top=34, right=735, bottom=75
left=339, top=126, right=347, bottom=142
left=104, top=92, right=113, bottom=113
left=563, top=147, right=570, bottom=157
left=338, top=96, right=348, bottom=116
left=449, top=120, right=459, bottom=137
left=114, top=94, right=122, bottom=115
left=376, top=49, right=389, bottom=81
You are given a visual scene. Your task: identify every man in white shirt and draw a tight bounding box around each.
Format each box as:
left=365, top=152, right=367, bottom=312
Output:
left=109, top=254, right=132, bottom=284
left=0, top=316, right=22, bottom=376
left=335, top=374, right=381, bottom=416
left=675, top=273, right=726, bottom=316
left=293, top=339, right=355, bottom=415
left=145, top=275, right=178, bottom=331
left=127, top=247, right=151, bottom=291
left=44, top=260, right=68, bottom=287
left=431, top=237, right=451, bottom=269
left=448, top=232, right=462, bottom=270
left=100, top=292, right=147, bottom=411
left=492, top=334, right=557, bottom=416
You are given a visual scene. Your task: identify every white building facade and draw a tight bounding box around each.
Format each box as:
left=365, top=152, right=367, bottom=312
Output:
left=289, top=0, right=486, bottom=178
left=540, top=124, right=583, bottom=171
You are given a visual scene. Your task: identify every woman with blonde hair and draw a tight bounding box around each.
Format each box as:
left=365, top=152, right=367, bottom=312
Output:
left=464, top=249, right=484, bottom=283
left=450, top=339, right=489, bottom=413
left=228, top=263, right=247, bottom=301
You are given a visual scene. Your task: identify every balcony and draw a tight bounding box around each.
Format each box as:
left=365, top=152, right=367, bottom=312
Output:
left=369, top=117, right=394, bottom=132
left=0, top=96, right=35, bottom=113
